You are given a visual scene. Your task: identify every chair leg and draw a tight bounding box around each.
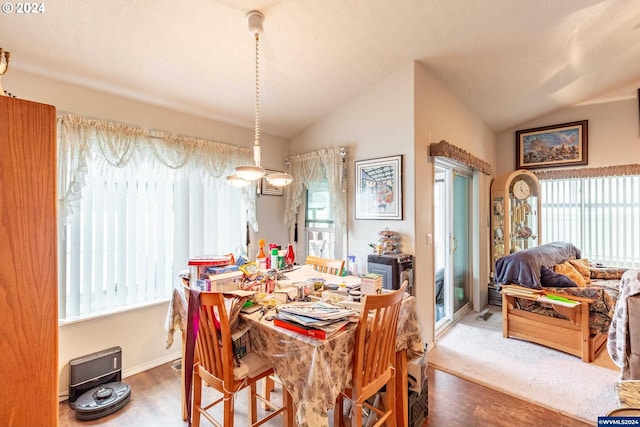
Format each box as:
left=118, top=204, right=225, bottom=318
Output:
left=224, top=393, right=235, bottom=427
left=192, top=371, right=202, bottom=427
left=386, top=379, right=397, bottom=427
left=249, top=381, right=258, bottom=424
left=262, top=376, right=275, bottom=410
left=352, top=401, right=363, bottom=427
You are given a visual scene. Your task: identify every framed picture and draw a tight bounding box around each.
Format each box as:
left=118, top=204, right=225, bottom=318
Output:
left=259, top=170, right=284, bottom=196
left=515, top=120, right=588, bottom=170
left=355, top=155, right=403, bottom=220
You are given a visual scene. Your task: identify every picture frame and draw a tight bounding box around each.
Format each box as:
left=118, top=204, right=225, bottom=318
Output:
left=259, top=170, right=284, bottom=196
left=515, top=120, right=588, bottom=170
left=355, top=155, right=403, bottom=220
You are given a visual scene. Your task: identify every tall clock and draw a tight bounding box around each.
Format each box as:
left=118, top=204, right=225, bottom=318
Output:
left=490, top=169, right=541, bottom=270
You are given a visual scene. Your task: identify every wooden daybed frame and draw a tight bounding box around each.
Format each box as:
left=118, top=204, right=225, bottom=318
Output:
left=502, top=291, right=608, bottom=362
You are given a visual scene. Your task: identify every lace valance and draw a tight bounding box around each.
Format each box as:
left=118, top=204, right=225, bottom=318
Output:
left=534, top=164, right=640, bottom=180
left=57, top=113, right=257, bottom=228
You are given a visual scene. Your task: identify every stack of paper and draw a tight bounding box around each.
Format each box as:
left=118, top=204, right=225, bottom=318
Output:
left=279, top=302, right=356, bottom=321
left=273, top=302, right=357, bottom=339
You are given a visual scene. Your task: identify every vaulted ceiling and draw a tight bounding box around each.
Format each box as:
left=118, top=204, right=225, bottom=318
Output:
left=3, top=0, right=640, bottom=138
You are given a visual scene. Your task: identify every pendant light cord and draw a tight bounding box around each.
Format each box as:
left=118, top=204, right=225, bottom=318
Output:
left=254, top=33, right=260, bottom=150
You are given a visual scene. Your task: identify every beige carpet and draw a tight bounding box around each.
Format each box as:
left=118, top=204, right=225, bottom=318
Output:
left=429, top=306, right=619, bottom=425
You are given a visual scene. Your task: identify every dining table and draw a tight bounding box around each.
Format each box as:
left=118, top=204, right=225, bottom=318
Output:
left=165, top=270, right=424, bottom=427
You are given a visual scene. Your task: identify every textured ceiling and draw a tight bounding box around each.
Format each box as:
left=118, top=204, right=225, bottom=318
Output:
left=2, top=0, right=640, bottom=138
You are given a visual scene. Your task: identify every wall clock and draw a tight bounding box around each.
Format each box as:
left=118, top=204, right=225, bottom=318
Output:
left=513, top=179, right=531, bottom=200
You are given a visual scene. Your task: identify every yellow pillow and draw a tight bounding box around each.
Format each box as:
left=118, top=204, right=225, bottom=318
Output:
left=568, top=258, right=591, bottom=284
left=554, top=261, right=587, bottom=287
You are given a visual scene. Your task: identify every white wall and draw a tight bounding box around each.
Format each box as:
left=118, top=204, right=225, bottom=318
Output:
left=290, top=62, right=416, bottom=283
left=413, top=62, right=496, bottom=345
left=6, top=70, right=290, bottom=398
left=496, top=96, right=640, bottom=175
left=290, top=61, right=497, bottom=347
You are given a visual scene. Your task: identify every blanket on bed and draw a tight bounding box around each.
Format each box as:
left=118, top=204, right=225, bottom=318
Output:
left=608, top=269, right=640, bottom=380
left=494, top=241, right=582, bottom=289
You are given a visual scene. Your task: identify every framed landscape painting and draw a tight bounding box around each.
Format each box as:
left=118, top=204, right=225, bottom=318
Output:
left=515, top=120, right=588, bottom=170
left=355, top=155, right=403, bottom=220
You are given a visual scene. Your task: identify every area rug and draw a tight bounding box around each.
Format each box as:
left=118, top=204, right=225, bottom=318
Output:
left=428, top=306, right=619, bottom=425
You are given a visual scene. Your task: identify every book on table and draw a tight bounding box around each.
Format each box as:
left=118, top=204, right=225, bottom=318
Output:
left=272, top=315, right=349, bottom=340
left=272, top=302, right=356, bottom=339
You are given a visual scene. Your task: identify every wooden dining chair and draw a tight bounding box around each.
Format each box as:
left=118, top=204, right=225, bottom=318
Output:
left=306, top=255, right=345, bottom=276
left=334, top=282, right=407, bottom=427
left=192, top=291, right=292, bottom=427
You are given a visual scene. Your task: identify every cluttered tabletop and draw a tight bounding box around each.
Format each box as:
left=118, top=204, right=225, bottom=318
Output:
left=165, top=253, right=424, bottom=427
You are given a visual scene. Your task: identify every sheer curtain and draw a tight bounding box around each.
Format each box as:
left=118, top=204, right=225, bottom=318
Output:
left=284, top=147, right=347, bottom=259
left=284, top=147, right=346, bottom=229
left=57, top=114, right=257, bottom=320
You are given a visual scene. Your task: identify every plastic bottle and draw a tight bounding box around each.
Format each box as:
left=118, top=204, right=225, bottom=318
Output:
left=271, top=248, right=279, bottom=271
left=256, top=239, right=267, bottom=270
left=348, top=255, right=358, bottom=276
left=285, top=243, right=295, bottom=266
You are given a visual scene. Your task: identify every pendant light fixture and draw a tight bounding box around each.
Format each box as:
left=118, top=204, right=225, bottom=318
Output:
left=227, top=10, right=293, bottom=188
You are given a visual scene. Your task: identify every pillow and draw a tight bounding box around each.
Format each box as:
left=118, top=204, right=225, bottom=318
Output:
left=540, top=265, right=578, bottom=288
left=568, top=258, right=591, bottom=284
left=554, top=261, right=587, bottom=287
left=590, top=266, right=628, bottom=280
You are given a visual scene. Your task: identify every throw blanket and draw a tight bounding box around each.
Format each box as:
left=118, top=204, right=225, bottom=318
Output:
left=608, top=269, right=640, bottom=380
left=494, top=241, right=581, bottom=289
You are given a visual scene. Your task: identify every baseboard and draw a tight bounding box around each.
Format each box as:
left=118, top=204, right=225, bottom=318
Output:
left=122, top=351, right=181, bottom=379
left=58, top=351, right=181, bottom=403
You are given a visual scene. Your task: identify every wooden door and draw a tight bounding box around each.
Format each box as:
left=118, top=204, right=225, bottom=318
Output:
left=0, top=96, right=58, bottom=426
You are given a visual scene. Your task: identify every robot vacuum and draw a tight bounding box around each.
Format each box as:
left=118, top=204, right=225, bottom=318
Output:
left=73, top=381, right=131, bottom=420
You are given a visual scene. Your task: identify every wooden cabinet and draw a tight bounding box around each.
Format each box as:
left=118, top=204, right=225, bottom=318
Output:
left=490, top=170, right=541, bottom=270
left=0, top=96, right=58, bottom=426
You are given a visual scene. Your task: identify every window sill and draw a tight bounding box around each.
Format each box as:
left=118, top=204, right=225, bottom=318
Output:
left=58, top=298, right=170, bottom=329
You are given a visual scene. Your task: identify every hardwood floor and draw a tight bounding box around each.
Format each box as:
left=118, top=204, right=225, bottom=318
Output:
left=425, top=367, right=590, bottom=427
left=59, top=362, right=591, bottom=426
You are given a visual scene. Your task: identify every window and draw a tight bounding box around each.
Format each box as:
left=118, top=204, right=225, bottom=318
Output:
left=305, top=179, right=336, bottom=258
left=540, top=175, right=640, bottom=267
left=56, top=114, right=253, bottom=322
left=283, top=147, right=347, bottom=261
left=59, top=163, right=247, bottom=321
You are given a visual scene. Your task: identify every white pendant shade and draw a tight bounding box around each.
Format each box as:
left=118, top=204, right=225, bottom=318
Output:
left=266, top=172, right=294, bottom=187
left=226, top=174, right=251, bottom=187
left=235, top=165, right=265, bottom=181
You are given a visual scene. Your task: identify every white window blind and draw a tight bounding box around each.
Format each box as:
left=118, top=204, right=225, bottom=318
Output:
left=60, top=163, right=247, bottom=320
left=541, top=175, right=640, bottom=267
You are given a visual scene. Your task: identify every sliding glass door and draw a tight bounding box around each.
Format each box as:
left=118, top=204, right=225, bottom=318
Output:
left=452, top=172, right=471, bottom=312
left=434, top=159, right=472, bottom=332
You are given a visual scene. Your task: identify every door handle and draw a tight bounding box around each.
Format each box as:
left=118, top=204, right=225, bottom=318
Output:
left=451, top=235, right=458, bottom=254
